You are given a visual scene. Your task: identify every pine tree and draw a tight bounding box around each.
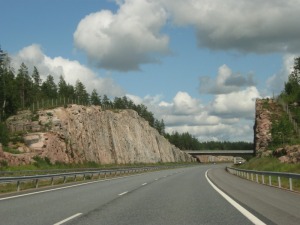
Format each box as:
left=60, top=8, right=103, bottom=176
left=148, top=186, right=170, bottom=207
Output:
left=90, top=89, right=101, bottom=105
left=41, top=75, right=57, bottom=99
left=75, top=80, right=89, bottom=104
left=31, top=66, right=42, bottom=102
left=16, top=63, right=32, bottom=108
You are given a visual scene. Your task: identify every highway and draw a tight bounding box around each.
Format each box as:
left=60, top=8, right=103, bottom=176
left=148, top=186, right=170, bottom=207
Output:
left=0, top=164, right=299, bottom=225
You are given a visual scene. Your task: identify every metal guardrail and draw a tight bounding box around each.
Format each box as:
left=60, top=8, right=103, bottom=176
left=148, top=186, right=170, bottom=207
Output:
left=0, top=166, right=159, bottom=177
left=0, top=166, right=173, bottom=192
left=227, top=167, right=300, bottom=192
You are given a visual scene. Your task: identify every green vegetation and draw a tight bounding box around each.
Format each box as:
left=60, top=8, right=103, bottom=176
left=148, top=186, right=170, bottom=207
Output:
left=238, top=157, right=300, bottom=173
left=269, top=56, right=300, bottom=149
left=0, top=46, right=255, bottom=153
left=165, top=131, right=253, bottom=150
left=236, top=157, right=300, bottom=191
left=0, top=47, right=165, bottom=141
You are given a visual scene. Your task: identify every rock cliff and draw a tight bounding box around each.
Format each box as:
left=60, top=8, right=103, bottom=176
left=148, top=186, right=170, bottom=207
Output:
left=254, top=99, right=300, bottom=163
left=254, top=99, right=273, bottom=156
left=2, top=105, right=195, bottom=165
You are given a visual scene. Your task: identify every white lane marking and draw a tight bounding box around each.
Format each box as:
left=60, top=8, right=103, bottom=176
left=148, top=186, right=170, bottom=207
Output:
left=155, top=178, right=159, bottom=181
left=53, top=213, right=82, bottom=225
left=118, top=191, right=128, bottom=196
left=205, top=170, right=266, bottom=225
left=142, top=183, right=147, bottom=186
left=0, top=174, right=138, bottom=201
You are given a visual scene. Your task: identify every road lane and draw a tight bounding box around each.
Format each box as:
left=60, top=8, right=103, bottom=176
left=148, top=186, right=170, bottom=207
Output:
left=0, top=169, right=183, bottom=225
left=207, top=167, right=300, bottom=225
left=2, top=164, right=296, bottom=225
left=64, top=165, right=253, bottom=225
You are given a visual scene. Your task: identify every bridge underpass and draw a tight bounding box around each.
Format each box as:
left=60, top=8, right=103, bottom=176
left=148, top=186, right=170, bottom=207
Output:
left=183, top=150, right=255, bottom=163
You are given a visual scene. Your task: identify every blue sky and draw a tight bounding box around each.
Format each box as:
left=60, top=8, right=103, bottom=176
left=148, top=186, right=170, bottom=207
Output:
left=1, top=0, right=299, bottom=142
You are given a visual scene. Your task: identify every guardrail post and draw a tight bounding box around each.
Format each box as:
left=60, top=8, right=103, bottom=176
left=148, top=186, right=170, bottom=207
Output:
left=256, top=174, right=259, bottom=183
left=35, top=179, right=39, bottom=188
left=74, top=175, right=77, bottom=182
left=83, top=174, right=86, bottom=181
left=17, top=181, right=20, bottom=192
left=251, top=173, right=254, bottom=181
left=246, top=173, right=249, bottom=180
left=269, top=176, right=272, bottom=186
left=63, top=176, right=66, bottom=183
left=262, top=175, right=265, bottom=184
left=289, top=178, right=293, bottom=191
left=278, top=176, right=281, bottom=188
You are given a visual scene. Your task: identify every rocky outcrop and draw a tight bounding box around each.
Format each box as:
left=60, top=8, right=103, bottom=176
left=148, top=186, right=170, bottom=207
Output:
left=254, top=99, right=300, bottom=163
left=254, top=99, right=273, bottom=156
left=273, top=145, right=300, bottom=163
left=3, top=105, right=195, bottom=165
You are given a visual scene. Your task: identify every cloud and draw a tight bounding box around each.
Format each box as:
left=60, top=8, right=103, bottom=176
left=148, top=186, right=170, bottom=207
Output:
left=199, top=64, right=256, bottom=94
left=74, top=0, right=169, bottom=71
left=11, top=44, right=125, bottom=97
left=267, top=54, right=296, bottom=95
left=130, top=90, right=257, bottom=142
left=73, top=0, right=300, bottom=71
left=161, top=0, right=300, bottom=53
left=210, top=86, right=260, bottom=119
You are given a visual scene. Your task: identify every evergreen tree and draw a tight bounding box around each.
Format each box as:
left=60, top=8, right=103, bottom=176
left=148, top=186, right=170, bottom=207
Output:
left=31, top=66, right=42, bottom=102
left=58, top=75, right=68, bottom=97
left=102, top=94, right=111, bottom=106
left=75, top=80, right=89, bottom=104
left=15, top=63, right=32, bottom=108
left=41, top=75, right=57, bottom=99
left=90, top=89, right=101, bottom=105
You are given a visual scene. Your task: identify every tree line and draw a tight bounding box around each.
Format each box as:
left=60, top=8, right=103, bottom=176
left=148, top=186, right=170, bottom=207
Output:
left=0, top=47, right=253, bottom=150
left=0, top=48, right=165, bottom=135
left=165, top=131, right=253, bottom=150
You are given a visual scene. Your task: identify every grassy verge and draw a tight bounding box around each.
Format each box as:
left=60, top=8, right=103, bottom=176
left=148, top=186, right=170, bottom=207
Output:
left=237, top=157, right=300, bottom=173
left=0, top=158, right=197, bottom=173
left=234, top=157, right=300, bottom=191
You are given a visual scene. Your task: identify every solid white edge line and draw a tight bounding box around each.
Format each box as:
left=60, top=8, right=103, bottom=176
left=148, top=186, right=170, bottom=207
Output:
left=118, top=191, right=128, bottom=196
left=53, top=213, right=82, bottom=225
left=0, top=173, right=139, bottom=201
left=205, top=170, right=266, bottom=225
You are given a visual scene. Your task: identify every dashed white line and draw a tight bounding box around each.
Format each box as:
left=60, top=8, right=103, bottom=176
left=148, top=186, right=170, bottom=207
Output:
left=53, top=213, right=82, bottom=225
left=205, top=170, right=266, bottom=225
left=118, top=191, right=128, bottom=196
left=142, top=183, right=147, bottom=186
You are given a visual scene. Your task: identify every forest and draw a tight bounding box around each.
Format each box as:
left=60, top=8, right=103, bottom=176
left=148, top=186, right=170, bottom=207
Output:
left=0, top=47, right=254, bottom=150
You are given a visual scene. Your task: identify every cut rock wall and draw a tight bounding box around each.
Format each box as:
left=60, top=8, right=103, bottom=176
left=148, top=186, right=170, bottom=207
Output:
left=3, top=105, right=195, bottom=165
left=254, top=99, right=273, bottom=156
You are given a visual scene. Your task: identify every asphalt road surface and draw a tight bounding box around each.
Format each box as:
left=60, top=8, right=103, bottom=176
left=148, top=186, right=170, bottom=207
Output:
left=0, top=164, right=299, bottom=225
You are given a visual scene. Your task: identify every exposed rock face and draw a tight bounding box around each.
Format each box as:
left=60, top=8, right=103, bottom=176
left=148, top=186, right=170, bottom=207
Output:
left=254, top=99, right=273, bottom=156
left=273, top=145, right=300, bottom=163
left=254, top=99, right=300, bottom=163
left=3, top=105, right=195, bottom=165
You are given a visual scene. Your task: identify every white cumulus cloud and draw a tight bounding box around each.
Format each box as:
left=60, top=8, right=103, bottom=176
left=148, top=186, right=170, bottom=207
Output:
left=74, top=0, right=169, bottom=71
left=11, top=44, right=125, bottom=97
left=210, top=86, right=261, bottom=119
left=267, top=54, right=297, bottom=95
left=199, top=64, right=256, bottom=94
left=161, top=0, right=300, bottom=53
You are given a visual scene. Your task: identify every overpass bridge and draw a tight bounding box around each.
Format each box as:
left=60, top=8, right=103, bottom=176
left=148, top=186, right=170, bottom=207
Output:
left=183, top=150, right=254, bottom=157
